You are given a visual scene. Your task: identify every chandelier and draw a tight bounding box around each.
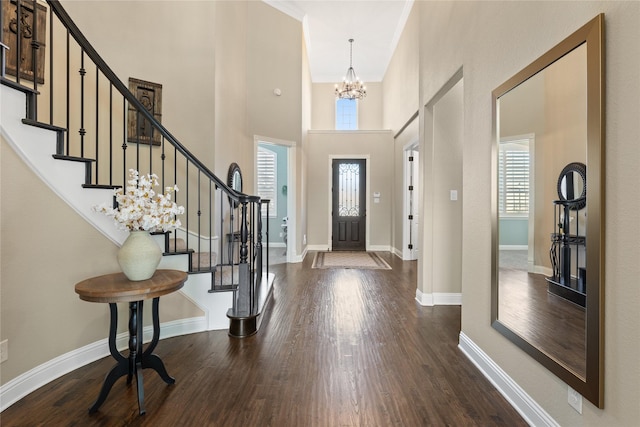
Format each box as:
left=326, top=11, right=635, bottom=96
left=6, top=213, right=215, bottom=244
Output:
left=335, top=39, right=366, bottom=100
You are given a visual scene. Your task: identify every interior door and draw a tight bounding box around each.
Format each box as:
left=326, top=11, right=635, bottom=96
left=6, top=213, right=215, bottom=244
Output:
left=332, top=159, right=366, bottom=251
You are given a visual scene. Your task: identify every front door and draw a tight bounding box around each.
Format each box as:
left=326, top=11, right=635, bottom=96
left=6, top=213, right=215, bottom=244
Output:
left=332, top=159, right=366, bottom=251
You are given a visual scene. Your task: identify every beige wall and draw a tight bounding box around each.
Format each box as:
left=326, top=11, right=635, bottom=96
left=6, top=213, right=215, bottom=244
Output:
left=214, top=1, right=249, bottom=187
left=62, top=1, right=217, bottom=170
left=382, top=2, right=419, bottom=131
left=306, top=131, right=393, bottom=250
left=311, top=83, right=384, bottom=130
left=247, top=2, right=302, bottom=147
left=60, top=0, right=218, bottom=230
left=397, top=1, right=638, bottom=425
left=431, top=79, right=463, bottom=294
left=299, top=33, right=312, bottom=256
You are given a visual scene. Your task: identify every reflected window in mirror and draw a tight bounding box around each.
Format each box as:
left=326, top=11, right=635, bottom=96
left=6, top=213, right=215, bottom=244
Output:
left=498, top=138, right=531, bottom=216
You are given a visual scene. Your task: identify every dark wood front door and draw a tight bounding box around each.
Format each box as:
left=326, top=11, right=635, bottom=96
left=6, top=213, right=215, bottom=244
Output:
left=332, top=159, right=366, bottom=251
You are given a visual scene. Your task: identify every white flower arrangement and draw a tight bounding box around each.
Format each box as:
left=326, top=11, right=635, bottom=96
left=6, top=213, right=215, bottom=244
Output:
left=94, top=169, right=185, bottom=232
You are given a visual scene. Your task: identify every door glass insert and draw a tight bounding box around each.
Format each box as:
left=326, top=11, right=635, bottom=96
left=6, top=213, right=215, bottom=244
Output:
left=338, top=163, right=360, bottom=216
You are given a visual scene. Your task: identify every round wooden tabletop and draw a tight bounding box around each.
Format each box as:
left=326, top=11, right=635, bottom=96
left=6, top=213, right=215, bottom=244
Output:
left=75, top=269, right=188, bottom=303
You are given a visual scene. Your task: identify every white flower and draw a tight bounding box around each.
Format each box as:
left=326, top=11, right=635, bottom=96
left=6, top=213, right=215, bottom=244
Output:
left=93, top=169, right=184, bottom=232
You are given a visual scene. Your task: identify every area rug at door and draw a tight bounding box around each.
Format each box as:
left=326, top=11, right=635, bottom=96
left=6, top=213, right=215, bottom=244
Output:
left=311, top=251, right=392, bottom=270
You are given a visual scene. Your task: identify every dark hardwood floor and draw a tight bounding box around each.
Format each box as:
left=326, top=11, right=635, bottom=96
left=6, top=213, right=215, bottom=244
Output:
left=1, top=253, right=526, bottom=426
left=498, top=266, right=586, bottom=378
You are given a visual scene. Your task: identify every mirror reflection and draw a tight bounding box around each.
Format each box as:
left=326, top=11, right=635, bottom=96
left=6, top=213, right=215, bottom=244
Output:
left=497, top=44, right=587, bottom=379
left=558, top=162, right=587, bottom=210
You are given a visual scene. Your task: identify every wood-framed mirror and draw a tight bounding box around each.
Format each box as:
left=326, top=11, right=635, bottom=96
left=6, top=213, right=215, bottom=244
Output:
left=491, top=14, right=604, bottom=407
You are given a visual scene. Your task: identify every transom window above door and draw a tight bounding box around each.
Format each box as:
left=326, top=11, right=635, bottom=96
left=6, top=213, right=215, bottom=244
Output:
left=335, top=98, right=358, bottom=130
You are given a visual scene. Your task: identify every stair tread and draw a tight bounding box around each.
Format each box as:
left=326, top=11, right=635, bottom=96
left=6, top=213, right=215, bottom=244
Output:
left=22, top=119, right=66, bottom=132
left=169, top=238, right=219, bottom=271
left=82, top=183, right=122, bottom=190
left=0, top=77, right=39, bottom=94
left=52, top=154, right=95, bottom=163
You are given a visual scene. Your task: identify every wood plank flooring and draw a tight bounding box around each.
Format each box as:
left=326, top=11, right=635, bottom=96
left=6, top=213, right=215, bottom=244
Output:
left=498, top=266, right=586, bottom=378
left=1, top=253, right=526, bottom=426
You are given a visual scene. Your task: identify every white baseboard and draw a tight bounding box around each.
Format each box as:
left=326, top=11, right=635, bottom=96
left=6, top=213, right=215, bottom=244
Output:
left=458, top=332, right=559, bottom=427
left=532, top=265, right=553, bottom=276
left=499, top=245, right=528, bottom=250
left=415, top=288, right=462, bottom=306
left=367, top=244, right=391, bottom=252
left=287, top=246, right=307, bottom=263
left=0, top=317, right=206, bottom=412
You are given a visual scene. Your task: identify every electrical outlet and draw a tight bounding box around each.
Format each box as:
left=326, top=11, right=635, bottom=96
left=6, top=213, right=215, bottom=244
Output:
left=279, top=232, right=284, bottom=237
left=568, top=386, right=583, bottom=414
left=0, top=339, right=8, bottom=363
left=303, top=234, right=307, bottom=245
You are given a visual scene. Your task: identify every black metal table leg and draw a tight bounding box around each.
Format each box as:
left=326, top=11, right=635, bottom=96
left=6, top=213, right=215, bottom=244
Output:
left=130, top=300, right=146, bottom=415
left=88, top=298, right=175, bottom=415
left=89, top=303, right=126, bottom=414
left=142, top=297, right=175, bottom=384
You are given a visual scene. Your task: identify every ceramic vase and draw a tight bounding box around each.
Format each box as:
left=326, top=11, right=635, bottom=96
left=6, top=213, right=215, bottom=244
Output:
left=117, top=230, right=162, bottom=281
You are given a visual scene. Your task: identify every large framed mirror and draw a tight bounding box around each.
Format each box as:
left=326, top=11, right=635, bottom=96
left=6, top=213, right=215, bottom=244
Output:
left=491, top=14, right=604, bottom=407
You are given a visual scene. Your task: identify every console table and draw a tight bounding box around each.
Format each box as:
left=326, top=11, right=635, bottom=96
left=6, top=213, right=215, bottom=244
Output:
left=546, top=197, right=586, bottom=307
left=75, top=269, right=188, bottom=415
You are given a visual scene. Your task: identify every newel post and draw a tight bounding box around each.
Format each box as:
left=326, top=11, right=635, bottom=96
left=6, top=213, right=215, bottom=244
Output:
left=235, top=199, right=250, bottom=315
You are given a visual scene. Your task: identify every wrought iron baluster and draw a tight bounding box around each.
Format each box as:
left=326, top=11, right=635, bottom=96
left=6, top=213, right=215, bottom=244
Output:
left=94, top=66, right=99, bottom=185
left=197, top=170, right=201, bottom=270
left=121, top=97, right=127, bottom=186
left=79, top=49, right=86, bottom=157
left=15, top=0, right=21, bottom=85
left=108, top=83, right=113, bottom=186
left=65, top=29, right=69, bottom=154
left=30, top=0, right=37, bottom=115
left=48, top=4, right=53, bottom=124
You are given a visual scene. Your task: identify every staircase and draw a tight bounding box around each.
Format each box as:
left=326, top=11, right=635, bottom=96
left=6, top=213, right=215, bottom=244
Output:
left=0, top=0, right=273, bottom=337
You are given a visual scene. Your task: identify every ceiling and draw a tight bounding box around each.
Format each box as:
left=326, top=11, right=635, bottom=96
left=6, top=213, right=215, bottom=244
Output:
left=263, top=0, right=414, bottom=83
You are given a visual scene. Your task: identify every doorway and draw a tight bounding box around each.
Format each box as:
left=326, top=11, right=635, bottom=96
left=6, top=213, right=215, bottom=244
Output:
left=418, top=71, right=464, bottom=306
left=255, top=137, right=293, bottom=264
left=332, top=158, right=366, bottom=251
